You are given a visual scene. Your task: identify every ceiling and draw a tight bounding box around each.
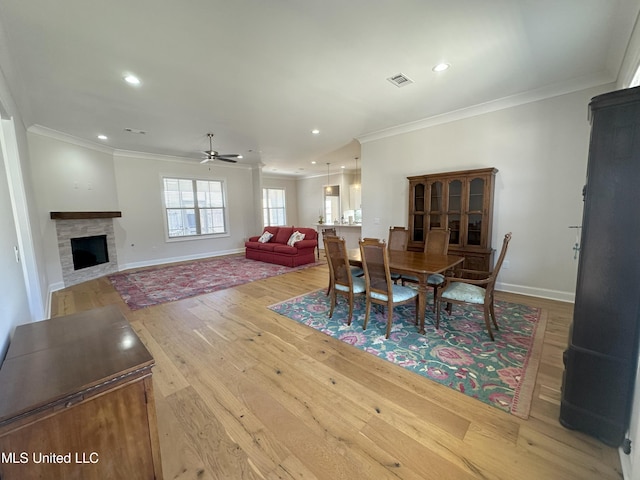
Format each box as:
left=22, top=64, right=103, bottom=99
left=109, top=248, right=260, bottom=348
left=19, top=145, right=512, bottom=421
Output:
left=0, top=0, right=638, bottom=176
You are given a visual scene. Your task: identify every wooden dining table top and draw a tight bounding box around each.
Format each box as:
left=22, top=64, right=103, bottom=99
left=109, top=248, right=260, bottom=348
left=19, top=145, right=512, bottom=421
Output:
left=347, top=248, right=465, bottom=276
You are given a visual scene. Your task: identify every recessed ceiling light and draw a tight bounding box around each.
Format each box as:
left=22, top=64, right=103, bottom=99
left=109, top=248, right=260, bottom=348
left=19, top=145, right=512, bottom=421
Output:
left=311, top=129, right=320, bottom=135
left=97, top=134, right=108, bottom=140
left=311, top=161, right=317, bottom=164
left=238, top=155, right=243, bottom=159
left=432, top=63, right=450, bottom=72
left=341, top=165, right=345, bottom=169
left=123, top=74, right=141, bottom=85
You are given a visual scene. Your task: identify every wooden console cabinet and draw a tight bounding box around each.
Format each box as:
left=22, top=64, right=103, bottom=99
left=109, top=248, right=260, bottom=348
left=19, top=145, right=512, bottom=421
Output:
left=407, top=167, right=497, bottom=271
left=0, top=306, right=163, bottom=479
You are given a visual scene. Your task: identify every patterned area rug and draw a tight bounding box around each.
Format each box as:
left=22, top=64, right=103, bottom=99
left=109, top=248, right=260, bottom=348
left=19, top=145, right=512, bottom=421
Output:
left=269, top=289, right=547, bottom=419
left=109, top=256, right=319, bottom=310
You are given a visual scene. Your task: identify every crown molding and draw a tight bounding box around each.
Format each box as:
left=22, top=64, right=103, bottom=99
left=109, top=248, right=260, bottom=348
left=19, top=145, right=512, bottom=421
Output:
left=113, top=148, right=197, bottom=164
left=357, top=72, right=615, bottom=144
left=28, top=124, right=115, bottom=155
left=114, top=149, right=253, bottom=169
left=27, top=124, right=252, bottom=168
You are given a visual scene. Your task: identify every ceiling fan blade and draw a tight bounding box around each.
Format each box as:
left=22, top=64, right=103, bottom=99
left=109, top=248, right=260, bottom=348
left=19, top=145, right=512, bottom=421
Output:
left=200, top=158, right=211, bottom=164
left=216, top=157, right=238, bottom=163
left=217, top=154, right=240, bottom=158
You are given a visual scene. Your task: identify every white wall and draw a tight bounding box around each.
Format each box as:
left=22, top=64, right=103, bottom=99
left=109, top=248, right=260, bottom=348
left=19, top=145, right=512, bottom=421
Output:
left=27, top=133, right=263, bottom=286
left=0, top=52, right=43, bottom=359
left=113, top=152, right=255, bottom=270
left=0, top=122, right=32, bottom=359
left=28, top=132, right=120, bottom=287
left=358, top=84, right=612, bottom=302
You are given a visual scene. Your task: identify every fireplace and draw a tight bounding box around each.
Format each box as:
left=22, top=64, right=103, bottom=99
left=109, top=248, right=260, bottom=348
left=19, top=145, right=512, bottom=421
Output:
left=71, top=234, right=109, bottom=270
left=52, top=213, right=120, bottom=287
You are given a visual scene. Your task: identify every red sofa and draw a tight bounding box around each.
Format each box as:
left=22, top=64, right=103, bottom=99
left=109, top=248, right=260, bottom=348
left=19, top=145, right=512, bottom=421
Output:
left=245, top=226, right=318, bottom=267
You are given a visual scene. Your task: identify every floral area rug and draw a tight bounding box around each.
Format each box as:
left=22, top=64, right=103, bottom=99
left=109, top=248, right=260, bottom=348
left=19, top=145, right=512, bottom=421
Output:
left=268, top=289, right=547, bottom=418
left=109, top=256, right=319, bottom=310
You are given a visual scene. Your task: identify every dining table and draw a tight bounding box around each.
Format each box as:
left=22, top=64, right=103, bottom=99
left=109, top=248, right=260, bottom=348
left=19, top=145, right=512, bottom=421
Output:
left=348, top=249, right=465, bottom=334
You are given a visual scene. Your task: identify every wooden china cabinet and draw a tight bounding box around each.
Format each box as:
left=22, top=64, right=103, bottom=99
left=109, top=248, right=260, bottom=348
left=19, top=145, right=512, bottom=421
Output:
left=407, top=167, right=497, bottom=271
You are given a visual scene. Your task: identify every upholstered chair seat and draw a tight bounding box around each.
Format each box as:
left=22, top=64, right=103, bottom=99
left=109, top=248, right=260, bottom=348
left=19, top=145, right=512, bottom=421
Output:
left=439, top=281, right=485, bottom=304
left=369, top=283, right=419, bottom=303
left=335, top=276, right=365, bottom=293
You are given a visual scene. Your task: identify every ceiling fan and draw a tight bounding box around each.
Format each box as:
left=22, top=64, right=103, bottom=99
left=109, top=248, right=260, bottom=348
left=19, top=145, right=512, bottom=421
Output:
left=200, top=133, right=242, bottom=164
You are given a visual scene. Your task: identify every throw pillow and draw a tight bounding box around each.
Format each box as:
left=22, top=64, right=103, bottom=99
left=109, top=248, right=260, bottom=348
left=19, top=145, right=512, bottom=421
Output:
left=258, top=231, right=273, bottom=243
left=287, top=231, right=306, bottom=247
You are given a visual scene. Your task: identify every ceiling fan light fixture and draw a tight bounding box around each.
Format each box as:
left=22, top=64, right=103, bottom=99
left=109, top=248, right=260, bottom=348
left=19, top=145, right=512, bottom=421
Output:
left=200, top=133, right=240, bottom=164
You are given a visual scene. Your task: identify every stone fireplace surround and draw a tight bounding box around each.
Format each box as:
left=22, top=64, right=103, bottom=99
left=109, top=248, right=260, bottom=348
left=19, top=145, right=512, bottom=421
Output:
left=51, top=211, right=121, bottom=287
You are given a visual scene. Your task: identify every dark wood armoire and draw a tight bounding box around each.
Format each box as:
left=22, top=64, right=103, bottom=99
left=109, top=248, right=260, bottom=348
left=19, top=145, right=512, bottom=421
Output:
left=560, top=86, right=640, bottom=447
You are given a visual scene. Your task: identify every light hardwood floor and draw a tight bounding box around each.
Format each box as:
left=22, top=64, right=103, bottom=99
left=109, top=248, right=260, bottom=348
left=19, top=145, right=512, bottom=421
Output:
left=50, top=260, right=623, bottom=480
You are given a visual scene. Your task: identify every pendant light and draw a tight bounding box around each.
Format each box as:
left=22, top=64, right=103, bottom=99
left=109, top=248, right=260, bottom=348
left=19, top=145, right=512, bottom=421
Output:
left=354, top=156, right=360, bottom=189
left=326, top=163, right=332, bottom=193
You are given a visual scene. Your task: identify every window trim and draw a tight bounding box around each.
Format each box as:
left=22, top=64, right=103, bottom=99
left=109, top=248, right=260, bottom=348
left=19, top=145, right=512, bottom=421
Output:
left=161, top=174, right=230, bottom=242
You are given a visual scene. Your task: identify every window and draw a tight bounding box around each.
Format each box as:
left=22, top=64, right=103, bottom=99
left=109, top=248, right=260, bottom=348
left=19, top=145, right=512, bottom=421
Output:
left=163, top=177, right=227, bottom=238
left=262, top=188, right=286, bottom=226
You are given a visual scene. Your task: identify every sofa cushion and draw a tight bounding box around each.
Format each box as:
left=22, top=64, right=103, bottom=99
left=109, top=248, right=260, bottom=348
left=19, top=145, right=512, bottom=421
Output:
left=258, top=231, right=274, bottom=243
left=257, top=242, right=277, bottom=252
left=290, top=239, right=316, bottom=250
left=273, top=244, right=298, bottom=255
left=274, top=227, right=294, bottom=244
left=287, top=231, right=305, bottom=246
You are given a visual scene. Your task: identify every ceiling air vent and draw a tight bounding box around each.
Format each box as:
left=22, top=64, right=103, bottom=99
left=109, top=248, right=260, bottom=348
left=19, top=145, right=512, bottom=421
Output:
left=387, top=73, right=414, bottom=88
left=124, top=128, right=147, bottom=135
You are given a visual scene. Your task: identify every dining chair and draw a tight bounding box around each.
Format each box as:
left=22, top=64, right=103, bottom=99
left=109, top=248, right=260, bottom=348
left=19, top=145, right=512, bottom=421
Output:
left=435, top=232, right=512, bottom=341
left=388, top=226, right=409, bottom=251
left=324, top=235, right=366, bottom=324
left=322, top=227, right=337, bottom=292
left=403, top=228, right=451, bottom=307
left=359, top=238, right=419, bottom=339
left=323, top=228, right=362, bottom=296
left=387, top=226, right=409, bottom=283
left=318, top=227, right=337, bottom=259
left=322, top=227, right=337, bottom=238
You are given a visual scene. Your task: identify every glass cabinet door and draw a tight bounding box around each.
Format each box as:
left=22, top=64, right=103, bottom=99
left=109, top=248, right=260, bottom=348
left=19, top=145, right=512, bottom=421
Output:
left=447, top=179, right=462, bottom=245
left=466, top=177, right=485, bottom=246
left=412, top=183, right=425, bottom=243
left=428, top=181, right=443, bottom=230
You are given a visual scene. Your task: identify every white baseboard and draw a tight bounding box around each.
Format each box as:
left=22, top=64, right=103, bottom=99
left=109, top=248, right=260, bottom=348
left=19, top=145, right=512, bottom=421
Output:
left=496, top=281, right=575, bottom=303
left=116, top=248, right=245, bottom=273
left=620, top=446, right=631, bottom=480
